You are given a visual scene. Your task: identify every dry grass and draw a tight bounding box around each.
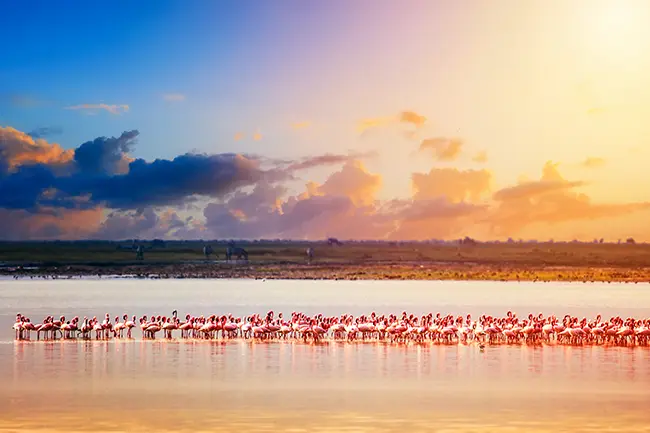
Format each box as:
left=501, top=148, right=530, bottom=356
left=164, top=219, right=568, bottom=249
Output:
left=1, top=240, right=649, bottom=282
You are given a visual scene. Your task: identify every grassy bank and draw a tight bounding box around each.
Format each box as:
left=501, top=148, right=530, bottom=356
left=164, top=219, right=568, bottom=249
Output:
left=1, top=240, right=649, bottom=282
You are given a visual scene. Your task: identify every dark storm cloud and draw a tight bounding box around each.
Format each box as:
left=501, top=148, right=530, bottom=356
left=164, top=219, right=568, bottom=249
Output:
left=74, top=130, right=138, bottom=175
left=0, top=164, right=57, bottom=210
left=0, top=129, right=276, bottom=211
left=63, top=152, right=268, bottom=209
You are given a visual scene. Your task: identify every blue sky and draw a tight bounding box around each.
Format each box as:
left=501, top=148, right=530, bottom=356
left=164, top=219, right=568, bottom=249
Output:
left=1, top=0, right=376, bottom=162
left=1, top=0, right=650, bottom=241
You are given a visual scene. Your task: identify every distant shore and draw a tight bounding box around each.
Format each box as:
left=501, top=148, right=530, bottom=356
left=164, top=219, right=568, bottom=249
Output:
left=2, top=261, right=649, bottom=283
left=2, top=240, right=650, bottom=283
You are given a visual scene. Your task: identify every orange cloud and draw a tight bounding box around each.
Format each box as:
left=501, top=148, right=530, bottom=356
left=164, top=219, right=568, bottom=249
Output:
left=419, top=137, right=463, bottom=161
left=4, top=123, right=650, bottom=242
left=253, top=132, right=262, bottom=141
left=357, top=116, right=394, bottom=133
left=317, top=161, right=382, bottom=207
left=399, top=111, right=427, bottom=128
left=0, top=207, right=103, bottom=240
left=385, top=199, right=488, bottom=240
left=357, top=110, right=427, bottom=134
left=291, top=121, right=312, bottom=130
left=297, top=181, right=324, bottom=201
left=0, top=126, right=74, bottom=170
left=472, top=151, right=488, bottom=163
left=412, top=168, right=492, bottom=203
left=489, top=161, right=650, bottom=236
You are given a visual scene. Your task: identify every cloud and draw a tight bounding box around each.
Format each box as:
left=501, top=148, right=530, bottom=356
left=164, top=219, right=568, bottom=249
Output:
left=412, top=168, right=492, bottom=202
left=28, top=126, right=63, bottom=139
left=202, top=166, right=389, bottom=240
left=93, top=207, right=194, bottom=240
left=291, top=121, right=312, bottom=130
left=399, top=111, right=427, bottom=128
left=233, top=131, right=264, bottom=141
left=283, top=151, right=378, bottom=172
left=383, top=198, right=489, bottom=240
left=357, top=110, right=427, bottom=134
left=472, top=151, right=488, bottom=163
left=419, top=137, right=463, bottom=161
left=488, top=161, right=650, bottom=236
left=2, top=125, right=650, bottom=241
left=7, top=95, right=51, bottom=108
left=582, top=157, right=605, bottom=168
left=0, top=207, right=102, bottom=241
left=0, top=128, right=277, bottom=212
left=317, top=160, right=382, bottom=207
left=492, top=179, right=584, bottom=202
left=65, top=104, right=130, bottom=115
left=62, top=152, right=271, bottom=209
left=73, top=130, right=138, bottom=175
left=163, top=93, right=186, bottom=102
left=0, top=126, right=74, bottom=173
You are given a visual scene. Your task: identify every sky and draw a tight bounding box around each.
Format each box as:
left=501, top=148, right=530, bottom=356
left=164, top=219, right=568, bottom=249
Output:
left=1, top=0, right=650, bottom=241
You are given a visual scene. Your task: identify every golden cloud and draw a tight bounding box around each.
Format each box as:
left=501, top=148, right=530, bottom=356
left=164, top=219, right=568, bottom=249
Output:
left=472, top=151, right=488, bottom=163
left=357, top=110, right=427, bottom=134
left=0, top=126, right=74, bottom=170
left=488, top=161, right=650, bottom=236
left=419, top=137, right=463, bottom=161
left=317, top=161, right=382, bottom=207
left=412, top=168, right=492, bottom=203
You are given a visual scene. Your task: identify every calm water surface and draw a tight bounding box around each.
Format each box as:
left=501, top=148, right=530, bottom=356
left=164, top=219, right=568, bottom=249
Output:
left=1, top=279, right=649, bottom=433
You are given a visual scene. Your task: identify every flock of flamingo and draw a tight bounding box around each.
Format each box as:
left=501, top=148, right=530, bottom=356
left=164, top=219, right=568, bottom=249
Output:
left=12, top=310, right=650, bottom=346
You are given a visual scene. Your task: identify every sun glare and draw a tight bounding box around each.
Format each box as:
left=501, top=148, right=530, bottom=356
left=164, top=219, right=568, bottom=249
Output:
left=582, top=0, right=650, bottom=60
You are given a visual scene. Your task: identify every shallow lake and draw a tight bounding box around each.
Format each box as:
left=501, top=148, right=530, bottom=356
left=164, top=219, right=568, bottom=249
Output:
left=1, top=279, right=649, bottom=432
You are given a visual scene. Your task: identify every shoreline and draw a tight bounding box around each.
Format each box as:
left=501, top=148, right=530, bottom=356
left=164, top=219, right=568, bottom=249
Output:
left=2, top=261, right=650, bottom=283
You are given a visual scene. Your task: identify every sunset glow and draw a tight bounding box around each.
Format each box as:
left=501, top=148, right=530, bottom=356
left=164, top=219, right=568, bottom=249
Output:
left=1, top=0, right=649, bottom=241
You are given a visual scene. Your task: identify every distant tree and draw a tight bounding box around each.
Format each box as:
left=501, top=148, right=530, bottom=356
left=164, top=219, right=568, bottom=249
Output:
left=626, top=237, right=636, bottom=244
left=152, top=239, right=166, bottom=248
left=599, top=238, right=604, bottom=244
left=459, top=236, right=477, bottom=246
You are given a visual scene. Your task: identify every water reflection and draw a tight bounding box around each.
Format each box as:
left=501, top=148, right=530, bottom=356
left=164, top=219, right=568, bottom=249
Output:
left=1, top=280, right=650, bottom=432
left=2, top=339, right=650, bottom=432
